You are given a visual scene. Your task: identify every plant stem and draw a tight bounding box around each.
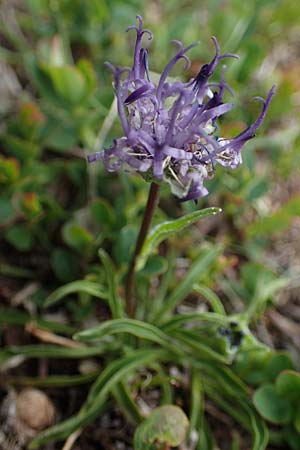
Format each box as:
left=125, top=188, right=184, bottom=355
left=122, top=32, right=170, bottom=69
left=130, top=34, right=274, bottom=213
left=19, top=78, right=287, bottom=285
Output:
left=125, top=182, right=160, bottom=317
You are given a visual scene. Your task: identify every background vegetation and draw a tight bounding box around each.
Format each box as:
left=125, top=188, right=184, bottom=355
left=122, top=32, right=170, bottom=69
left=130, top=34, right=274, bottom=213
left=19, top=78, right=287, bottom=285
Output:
left=0, top=1, right=300, bottom=449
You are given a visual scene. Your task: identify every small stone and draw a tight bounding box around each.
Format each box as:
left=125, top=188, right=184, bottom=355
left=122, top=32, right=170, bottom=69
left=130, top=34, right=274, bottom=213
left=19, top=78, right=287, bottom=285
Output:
left=15, top=388, right=55, bottom=431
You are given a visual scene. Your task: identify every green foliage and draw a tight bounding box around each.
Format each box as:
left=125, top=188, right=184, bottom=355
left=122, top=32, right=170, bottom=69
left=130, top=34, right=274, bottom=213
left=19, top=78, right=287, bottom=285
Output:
left=246, top=196, right=300, bottom=238
left=221, top=262, right=289, bottom=322
left=0, top=1, right=299, bottom=449
left=138, top=207, right=222, bottom=270
left=62, top=221, right=93, bottom=252
left=253, top=370, right=300, bottom=448
left=5, top=224, right=34, bottom=251
left=276, top=371, right=300, bottom=398
left=151, top=245, right=223, bottom=322
left=253, top=384, right=293, bottom=425
left=74, top=318, right=172, bottom=347
left=30, top=349, right=168, bottom=448
left=44, top=279, right=108, bottom=307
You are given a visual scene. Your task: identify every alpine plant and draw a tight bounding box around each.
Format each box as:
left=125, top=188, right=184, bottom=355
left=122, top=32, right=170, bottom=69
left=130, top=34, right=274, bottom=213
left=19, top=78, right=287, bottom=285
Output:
left=88, top=16, right=275, bottom=202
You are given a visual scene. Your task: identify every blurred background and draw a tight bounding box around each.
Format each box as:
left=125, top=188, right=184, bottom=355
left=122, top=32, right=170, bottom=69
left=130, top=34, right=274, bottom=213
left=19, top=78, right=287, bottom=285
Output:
left=0, top=0, right=300, bottom=447
left=1, top=0, right=300, bottom=315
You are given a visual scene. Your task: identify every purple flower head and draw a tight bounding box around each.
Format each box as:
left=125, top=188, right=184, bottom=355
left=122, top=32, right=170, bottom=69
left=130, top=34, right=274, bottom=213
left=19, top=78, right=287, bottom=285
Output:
left=87, top=16, right=275, bottom=202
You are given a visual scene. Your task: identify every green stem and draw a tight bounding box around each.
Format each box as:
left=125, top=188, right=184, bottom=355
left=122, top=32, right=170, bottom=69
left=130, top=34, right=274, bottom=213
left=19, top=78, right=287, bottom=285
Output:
left=125, top=182, right=160, bottom=317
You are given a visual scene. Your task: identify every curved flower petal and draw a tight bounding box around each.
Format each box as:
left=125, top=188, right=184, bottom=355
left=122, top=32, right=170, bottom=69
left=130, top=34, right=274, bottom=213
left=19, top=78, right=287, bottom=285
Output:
left=87, top=17, right=274, bottom=202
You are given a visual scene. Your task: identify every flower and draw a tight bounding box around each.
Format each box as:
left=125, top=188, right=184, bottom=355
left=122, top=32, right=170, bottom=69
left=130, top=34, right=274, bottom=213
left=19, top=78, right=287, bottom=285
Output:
left=87, top=15, right=275, bottom=202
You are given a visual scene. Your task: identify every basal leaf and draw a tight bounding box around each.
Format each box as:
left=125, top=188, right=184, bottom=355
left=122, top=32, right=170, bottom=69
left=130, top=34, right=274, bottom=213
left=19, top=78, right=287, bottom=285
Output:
left=0, top=343, right=117, bottom=366
left=74, top=318, right=171, bottom=348
left=113, top=382, right=144, bottom=425
left=98, top=249, right=124, bottom=318
left=44, top=280, right=108, bottom=307
left=152, top=245, right=222, bottom=322
left=170, top=329, right=231, bottom=364
left=193, top=284, right=226, bottom=315
left=161, top=312, right=231, bottom=333
left=30, top=349, right=168, bottom=448
left=8, top=372, right=98, bottom=388
left=188, top=371, right=204, bottom=445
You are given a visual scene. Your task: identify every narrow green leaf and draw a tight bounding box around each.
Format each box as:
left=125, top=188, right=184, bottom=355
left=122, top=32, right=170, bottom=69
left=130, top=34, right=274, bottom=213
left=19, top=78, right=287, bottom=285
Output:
left=188, top=371, right=204, bottom=445
left=7, top=372, right=98, bottom=387
left=137, top=208, right=221, bottom=270
left=30, top=349, right=168, bottom=448
left=242, top=401, right=269, bottom=450
left=194, top=362, right=248, bottom=398
left=86, top=348, right=168, bottom=404
left=170, top=329, right=231, bottom=363
left=161, top=312, right=231, bottom=332
left=0, top=343, right=117, bottom=365
left=205, top=384, right=268, bottom=450
left=153, top=363, right=173, bottom=405
left=29, top=398, right=108, bottom=449
left=44, top=280, right=108, bottom=307
left=139, top=255, right=168, bottom=277
left=152, top=245, right=222, bottom=322
left=205, top=383, right=249, bottom=427
left=98, top=249, right=124, bottom=318
left=75, top=318, right=171, bottom=348
left=193, top=284, right=226, bottom=315
left=196, top=420, right=215, bottom=450
left=113, top=382, right=144, bottom=425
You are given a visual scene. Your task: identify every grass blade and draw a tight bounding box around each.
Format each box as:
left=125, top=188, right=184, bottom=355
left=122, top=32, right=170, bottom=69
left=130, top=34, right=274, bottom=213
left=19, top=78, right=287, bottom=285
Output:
left=44, top=280, right=108, bottom=307
left=30, top=348, right=168, bottom=448
left=6, top=372, right=98, bottom=387
left=99, top=249, right=124, bottom=318
left=113, top=382, right=144, bottom=425
left=193, top=284, right=226, bottom=315
left=75, top=318, right=171, bottom=347
left=0, top=342, right=118, bottom=365
left=152, top=245, right=223, bottom=323
left=188, top=371, right=204, bottom=445
left=161, top=312, right=231, bottom=332
left=170, top=329, right=231, bottom=364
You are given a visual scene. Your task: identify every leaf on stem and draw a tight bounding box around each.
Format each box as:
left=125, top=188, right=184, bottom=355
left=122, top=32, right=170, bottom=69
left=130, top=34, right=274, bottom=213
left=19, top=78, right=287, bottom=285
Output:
left=137, top=207, right=221, bottom=271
